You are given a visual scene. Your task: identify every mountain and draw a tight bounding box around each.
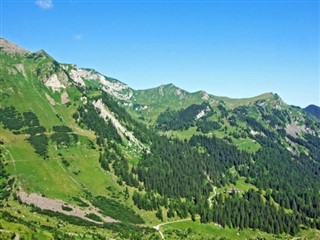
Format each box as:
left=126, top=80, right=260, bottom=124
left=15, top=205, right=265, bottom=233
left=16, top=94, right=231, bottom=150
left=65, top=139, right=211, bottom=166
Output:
left=304, top=104, right=320, bottom=120
left=1, top=38, right=320, bottom=239
left=0, top=38, right=30, bottom=54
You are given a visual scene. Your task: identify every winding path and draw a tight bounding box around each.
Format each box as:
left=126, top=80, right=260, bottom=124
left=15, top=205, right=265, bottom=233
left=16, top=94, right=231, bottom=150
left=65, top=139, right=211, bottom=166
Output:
left=208, top=186, right=217, bottom=208
left=153, top=217, right=200, bottom=240
left=153, top=187, right=217, bottom=239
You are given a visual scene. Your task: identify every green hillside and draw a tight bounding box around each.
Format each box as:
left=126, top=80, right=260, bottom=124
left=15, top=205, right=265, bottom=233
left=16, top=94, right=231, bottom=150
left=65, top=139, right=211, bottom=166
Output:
left=1, top=38, right=320, bottom=240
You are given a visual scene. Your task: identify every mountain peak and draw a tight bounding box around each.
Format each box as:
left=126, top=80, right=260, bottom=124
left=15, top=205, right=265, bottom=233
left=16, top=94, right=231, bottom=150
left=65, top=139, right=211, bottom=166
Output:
left=160, top=83, right=179, bottom=89
left=304, top=104, right=320, bottom=120
left=0, top=38, right=30, bottom=54
left=34, top=49, right=55, bottom=60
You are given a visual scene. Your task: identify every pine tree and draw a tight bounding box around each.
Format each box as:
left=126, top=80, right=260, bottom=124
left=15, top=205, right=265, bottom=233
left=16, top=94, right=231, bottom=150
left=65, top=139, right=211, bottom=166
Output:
left=167, top=205, right=175, bottom=218
left=124, top=187, right=129, bottom=200
left=156, top=207, right=163, bottom=221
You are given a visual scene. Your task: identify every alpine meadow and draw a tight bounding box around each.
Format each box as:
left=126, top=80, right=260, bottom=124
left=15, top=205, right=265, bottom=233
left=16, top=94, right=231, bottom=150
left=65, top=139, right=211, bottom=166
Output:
left=0, top=36, right=319, bottom=239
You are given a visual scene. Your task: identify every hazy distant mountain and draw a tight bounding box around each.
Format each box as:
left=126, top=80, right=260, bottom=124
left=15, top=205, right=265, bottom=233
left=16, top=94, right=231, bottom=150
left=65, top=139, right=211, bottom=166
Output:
left=304, top=104, right=320, bottom=120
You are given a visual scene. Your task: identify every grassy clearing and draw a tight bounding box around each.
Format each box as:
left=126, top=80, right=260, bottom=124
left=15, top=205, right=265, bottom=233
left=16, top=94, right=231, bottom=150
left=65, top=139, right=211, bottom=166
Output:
left=161, top=218, right=320, bottom=239
left=233, top=138, right=261, bottom=153
left=162, top=126, right=261, bottom=154
left=299, top=229, right=320, bottom=239
left=162, top=127, right=199, bottom=140
left=161, top=218, right=286, bottom=240
left=216, top=176, right=258, bottom=194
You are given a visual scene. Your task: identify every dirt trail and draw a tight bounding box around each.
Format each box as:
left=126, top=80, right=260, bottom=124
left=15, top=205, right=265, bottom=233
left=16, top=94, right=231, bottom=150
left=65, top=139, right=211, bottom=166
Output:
left=208, top=186, right=217, bottom=208
left=18, top=191, right=117, bottom=224
left=153, top=217, right=200, bottom=240
left=154, top=187, right=217, bottom=239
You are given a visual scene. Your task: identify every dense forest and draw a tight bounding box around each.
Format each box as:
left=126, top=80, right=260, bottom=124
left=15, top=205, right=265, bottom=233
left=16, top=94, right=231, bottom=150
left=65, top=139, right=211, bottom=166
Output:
left=69, top=92, right=320, bottom=235
left=156, top=102, right=214, bottom=131
left=210, top=190, right=302, bottom=235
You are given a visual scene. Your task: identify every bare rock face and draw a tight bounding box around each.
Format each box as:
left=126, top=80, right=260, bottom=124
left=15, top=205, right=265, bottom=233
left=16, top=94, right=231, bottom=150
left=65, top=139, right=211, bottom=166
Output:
left=61, top=91, right=70, bottom=104
left=45, top=73, right=64, bottom=90
left=201, top=91, right=209, bottom=100
left=32, top=53, right=70, bottom=91
left=0, top=38, right=30, bottom=54
left=67, top=66, right=133, bottom=100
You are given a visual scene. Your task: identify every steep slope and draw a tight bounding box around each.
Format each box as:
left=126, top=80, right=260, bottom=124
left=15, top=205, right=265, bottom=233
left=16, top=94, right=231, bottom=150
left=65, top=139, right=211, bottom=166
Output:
left=1, top=38, right=320, bottom=239
left=0, top=39, right=156, bottom=239
left=63, top=64, right=134, bottom=100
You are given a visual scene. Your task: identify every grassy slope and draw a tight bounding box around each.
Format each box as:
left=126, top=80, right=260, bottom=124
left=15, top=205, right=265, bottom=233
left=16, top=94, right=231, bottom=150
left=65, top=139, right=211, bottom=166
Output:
left=1, top=54, right=84, bottom=200
left=132, top=84, right=275, bottom=121
left=162, top=219, right=320, bottom=240
left=216, top=176, right=258, bottom=194
left=216, top=92, right=275, bottom=108
left=0, top=51, right=151, bottom=209
left=132, top=84, right=207, bottom=122
left=131, top=84, right=275, bottom=153
left=0, top=52, right=162, bottom=235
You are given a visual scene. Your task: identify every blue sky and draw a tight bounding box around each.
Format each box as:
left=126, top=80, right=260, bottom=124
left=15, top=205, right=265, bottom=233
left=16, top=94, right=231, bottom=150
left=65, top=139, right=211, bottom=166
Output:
left=1, top=0, right=319, bottom=107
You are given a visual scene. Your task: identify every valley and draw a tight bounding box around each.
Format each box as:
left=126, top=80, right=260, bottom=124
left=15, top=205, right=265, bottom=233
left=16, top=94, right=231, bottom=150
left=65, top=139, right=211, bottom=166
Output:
left=0, top=38, right=320, bottom=239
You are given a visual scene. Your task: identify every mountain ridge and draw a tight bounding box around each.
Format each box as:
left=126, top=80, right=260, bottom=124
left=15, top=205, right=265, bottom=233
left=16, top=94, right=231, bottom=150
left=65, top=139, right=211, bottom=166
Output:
left=134, top=83, right=277, bottom=105
left=1, top=38, right=290, bottom=108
